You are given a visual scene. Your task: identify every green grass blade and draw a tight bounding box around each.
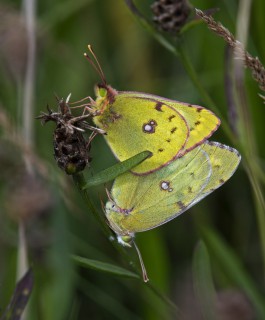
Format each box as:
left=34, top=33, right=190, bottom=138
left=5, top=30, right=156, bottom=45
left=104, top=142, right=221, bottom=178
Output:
left=72, top=255, right=139, bottom=279
left=78, top=277, right=142, bottom=320
left=201, top=227, right=265, bottom=318
left=192, top=241, right=218, bottom=320
left=83, top=151, right=151, bottom=189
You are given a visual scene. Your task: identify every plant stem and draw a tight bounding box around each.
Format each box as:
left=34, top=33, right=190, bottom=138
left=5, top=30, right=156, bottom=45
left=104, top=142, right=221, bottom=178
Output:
left=22, top=0, right=36, bottom=150
left=176, top=44, right=235, bottom=144
left=18, top=0, right=37, bottom=318
left=72, top=173, right=111, bottom=236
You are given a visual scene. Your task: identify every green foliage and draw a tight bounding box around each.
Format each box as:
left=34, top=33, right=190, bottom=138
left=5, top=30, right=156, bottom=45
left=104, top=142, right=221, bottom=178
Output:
left=83, top=151, right=151, bottom=189
left=0, top=0, right=265, bottom=319
left=72, top=255, right=139, bottom=279
left=192, top=241, right=217, bottom=320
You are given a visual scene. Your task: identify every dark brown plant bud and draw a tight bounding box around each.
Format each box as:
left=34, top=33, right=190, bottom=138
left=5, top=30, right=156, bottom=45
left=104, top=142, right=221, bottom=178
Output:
left=37, top=98, right=92, bottom=175
left=151, top=0, right=192, bottom=33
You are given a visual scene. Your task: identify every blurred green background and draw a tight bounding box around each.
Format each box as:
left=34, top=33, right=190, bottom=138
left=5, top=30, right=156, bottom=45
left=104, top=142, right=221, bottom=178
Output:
left=1, top=0, right=265, bottom=319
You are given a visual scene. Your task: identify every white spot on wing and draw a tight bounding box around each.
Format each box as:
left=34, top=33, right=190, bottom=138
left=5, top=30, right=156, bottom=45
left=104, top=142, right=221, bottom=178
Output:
left=160, top=181, right=173, bottom=192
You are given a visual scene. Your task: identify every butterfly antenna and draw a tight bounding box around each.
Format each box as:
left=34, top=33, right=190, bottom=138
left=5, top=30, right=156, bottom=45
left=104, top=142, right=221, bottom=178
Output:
left=132, top=240, right=149, bottom=282
left=84, top=45, right=106, bottom=86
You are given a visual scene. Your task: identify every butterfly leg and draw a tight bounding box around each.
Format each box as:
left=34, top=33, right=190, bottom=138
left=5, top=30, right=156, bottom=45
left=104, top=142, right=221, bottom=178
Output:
left=69, top=96, right=100, bottom=116
left=86, top=130, right=98, bottom=149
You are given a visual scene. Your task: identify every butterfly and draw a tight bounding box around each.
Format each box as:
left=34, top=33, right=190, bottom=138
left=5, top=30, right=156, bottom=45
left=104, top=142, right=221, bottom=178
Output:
left=104, top=141, right=241, bottom=281
left=83, top=46, right=220, bottom=175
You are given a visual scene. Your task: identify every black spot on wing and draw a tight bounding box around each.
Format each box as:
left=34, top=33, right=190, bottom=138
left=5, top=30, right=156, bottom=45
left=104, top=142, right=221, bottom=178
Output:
left=168, top=115, right=176, bottom=122
left=155, top=102, right=163, bottom=112
left=177, top=201, right=186, bottom=210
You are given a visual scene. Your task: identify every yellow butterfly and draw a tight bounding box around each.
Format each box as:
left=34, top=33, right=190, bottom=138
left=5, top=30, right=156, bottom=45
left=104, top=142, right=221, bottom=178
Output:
left=83, top=46, right=220, bottom=175
left=105, top=141, right=241, bottom=281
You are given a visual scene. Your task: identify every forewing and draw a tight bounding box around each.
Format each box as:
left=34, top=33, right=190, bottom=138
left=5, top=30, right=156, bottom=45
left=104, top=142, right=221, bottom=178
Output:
left=162, top=100, right=220, bottom=152
left=93, top=94, right=189, bottom=175
left=120, top=91, right=220, bottom=155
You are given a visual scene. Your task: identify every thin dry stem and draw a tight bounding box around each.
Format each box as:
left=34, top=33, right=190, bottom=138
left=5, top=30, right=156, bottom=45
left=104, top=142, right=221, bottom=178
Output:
left=196, top=9, right=265, bottom=94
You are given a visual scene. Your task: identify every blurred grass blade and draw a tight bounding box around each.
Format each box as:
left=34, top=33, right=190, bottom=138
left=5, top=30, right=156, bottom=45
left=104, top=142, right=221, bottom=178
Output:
left=201, top=227, right=265, bottom=318
left=72, top=255, right=139, bottom=279
left=40, top=0, right=95, bottom=33
left=83, top=151, right=151, bottom=189
left=192, top=241, right=217, bottom=320
left=0, top=269, right=33, bottom=320
left=78, top=277, right=142, bottom=320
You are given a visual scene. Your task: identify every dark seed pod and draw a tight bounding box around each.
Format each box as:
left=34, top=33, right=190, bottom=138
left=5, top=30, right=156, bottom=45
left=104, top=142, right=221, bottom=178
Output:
left=151, top=0, right=192, bottom=33
left=37, top=98, right=92, bottom=175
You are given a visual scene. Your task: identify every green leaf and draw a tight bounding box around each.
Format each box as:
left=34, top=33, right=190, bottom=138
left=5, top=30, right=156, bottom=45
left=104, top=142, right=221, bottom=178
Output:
left=201, top=227, right=265, bottom=318
left=192, top=241, right=218, bottom=320
left=83, top=151, right=151, bottom=189
left=72, top=255, right=140, bottom=279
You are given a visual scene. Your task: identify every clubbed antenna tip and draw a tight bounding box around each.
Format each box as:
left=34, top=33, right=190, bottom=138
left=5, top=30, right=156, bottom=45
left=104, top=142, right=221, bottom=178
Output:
left=84, top=45, right=106, bottom=86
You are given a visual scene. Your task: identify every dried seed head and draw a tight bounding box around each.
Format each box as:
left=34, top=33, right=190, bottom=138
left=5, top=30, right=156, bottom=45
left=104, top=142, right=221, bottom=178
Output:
left=38, top=98, right=91, bottom=175
left=151, top=0, right=192, bottom=33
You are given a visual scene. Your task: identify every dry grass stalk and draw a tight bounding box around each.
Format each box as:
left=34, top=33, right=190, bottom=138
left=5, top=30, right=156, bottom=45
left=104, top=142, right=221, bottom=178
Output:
left=196, top=9, right=265, bottom=95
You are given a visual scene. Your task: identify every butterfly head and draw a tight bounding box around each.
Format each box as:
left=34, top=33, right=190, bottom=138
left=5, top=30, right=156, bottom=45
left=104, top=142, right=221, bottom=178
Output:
left=105, top=200, right=134, bottom=241
left=94, top=83, right=117, bottom=114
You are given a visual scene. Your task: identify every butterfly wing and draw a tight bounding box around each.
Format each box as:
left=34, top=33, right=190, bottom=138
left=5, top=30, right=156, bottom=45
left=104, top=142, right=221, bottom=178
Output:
left=106, top=141, right=241, bottom=235
left=106, top=145, right=212, bottom=234
left=193, top=141, right=241, bottom=203
left=93, top=93, right=190, bottom=175
left=119, top=92, right=221, bottom=155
